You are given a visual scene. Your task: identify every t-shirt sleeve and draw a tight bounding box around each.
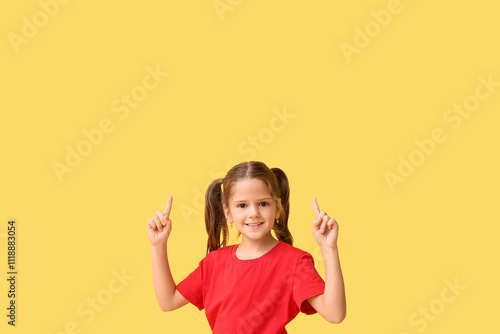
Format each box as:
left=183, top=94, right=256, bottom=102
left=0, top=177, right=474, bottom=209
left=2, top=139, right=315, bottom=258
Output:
left=176, top=258, right=205, bottom=311
left=292, top=252, right=326, bottom=315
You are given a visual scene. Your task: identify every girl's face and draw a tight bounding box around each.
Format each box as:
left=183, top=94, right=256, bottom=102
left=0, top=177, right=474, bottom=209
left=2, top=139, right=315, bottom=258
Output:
left=223, top=178, right=281, bottom=243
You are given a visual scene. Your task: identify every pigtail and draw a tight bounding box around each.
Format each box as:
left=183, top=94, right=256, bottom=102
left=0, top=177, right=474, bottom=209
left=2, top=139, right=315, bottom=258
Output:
left=271, top=167, right=294, bottom=246
left=205, top=178, right=228, bottom=254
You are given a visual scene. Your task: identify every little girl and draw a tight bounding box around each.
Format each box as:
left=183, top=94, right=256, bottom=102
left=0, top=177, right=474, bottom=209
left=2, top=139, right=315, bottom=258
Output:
left=147, top=161, right=346, bottom=333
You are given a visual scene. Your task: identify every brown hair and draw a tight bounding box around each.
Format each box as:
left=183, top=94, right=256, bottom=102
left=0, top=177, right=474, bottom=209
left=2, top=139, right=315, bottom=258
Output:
left=204, top=161, right=293, bottom=254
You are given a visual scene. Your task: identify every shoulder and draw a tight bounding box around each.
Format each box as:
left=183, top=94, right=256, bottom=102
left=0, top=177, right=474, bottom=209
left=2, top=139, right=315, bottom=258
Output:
left=278, top=242, right=314, bottom=262
left=203, top=244, right=237, bottom=263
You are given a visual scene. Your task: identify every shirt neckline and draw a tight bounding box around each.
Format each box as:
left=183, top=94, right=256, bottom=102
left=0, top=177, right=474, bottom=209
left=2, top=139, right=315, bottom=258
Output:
left=231, top=241, right=283, bottom=265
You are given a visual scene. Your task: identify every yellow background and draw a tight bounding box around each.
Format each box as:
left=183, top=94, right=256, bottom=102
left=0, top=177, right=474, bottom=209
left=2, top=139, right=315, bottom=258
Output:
left=1, top=0, right=499, bottom=333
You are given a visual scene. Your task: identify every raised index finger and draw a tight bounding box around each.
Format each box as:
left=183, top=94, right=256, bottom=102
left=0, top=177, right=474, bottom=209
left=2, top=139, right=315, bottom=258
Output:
left=312, top=197, right=320, bottom=217
left=164, top=195, right=173, bottom=217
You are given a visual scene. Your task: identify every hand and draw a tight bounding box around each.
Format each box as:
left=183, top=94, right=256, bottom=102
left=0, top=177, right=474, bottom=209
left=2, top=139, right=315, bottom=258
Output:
left=147, top=195, right=173, bottom=246
left=312, top=197, right=339, bottom=250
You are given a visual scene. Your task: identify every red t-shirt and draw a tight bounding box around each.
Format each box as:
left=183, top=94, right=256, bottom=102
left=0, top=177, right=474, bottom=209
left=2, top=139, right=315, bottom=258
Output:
left=176, top=241, right=326, bottom=334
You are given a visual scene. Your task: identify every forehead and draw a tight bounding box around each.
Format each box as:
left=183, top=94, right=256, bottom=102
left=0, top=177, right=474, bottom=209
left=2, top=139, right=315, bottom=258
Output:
left=230, top=178, right=272, bottom=201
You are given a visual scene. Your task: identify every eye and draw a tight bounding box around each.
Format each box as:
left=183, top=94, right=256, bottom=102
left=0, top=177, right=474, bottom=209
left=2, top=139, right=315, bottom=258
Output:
left=237, top=204, right=246, bottom=208
left=260, top=202, right=269, bottom=207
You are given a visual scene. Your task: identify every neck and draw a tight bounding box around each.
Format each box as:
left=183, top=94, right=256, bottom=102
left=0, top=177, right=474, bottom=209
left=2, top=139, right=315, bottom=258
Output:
left=239, top=233, right=279, bottom=253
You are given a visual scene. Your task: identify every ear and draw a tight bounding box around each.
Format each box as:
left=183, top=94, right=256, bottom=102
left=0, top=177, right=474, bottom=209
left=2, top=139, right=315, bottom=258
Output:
left=275, top=198, right=282, bottom=219
left=223, top=203, right=232, bottom=222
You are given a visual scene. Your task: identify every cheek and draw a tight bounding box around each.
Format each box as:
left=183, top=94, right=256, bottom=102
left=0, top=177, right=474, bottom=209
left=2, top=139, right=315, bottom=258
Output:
left=233, top=210, right=244, bottom=220
left=265, top=208, right=275, bottom=216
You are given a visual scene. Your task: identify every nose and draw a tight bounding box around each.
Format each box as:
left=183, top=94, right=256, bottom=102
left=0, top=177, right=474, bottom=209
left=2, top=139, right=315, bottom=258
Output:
left=248, top=204, right=260, bottom=218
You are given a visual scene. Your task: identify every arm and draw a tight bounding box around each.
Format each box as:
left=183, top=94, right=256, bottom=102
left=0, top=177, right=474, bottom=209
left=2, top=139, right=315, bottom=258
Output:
left=147, top=196, right=189, bottom=312
left=307, top=246, right=346, bottom=323
left=308, top=197, right=347, bottom=323
left=150, top=243, right=189, bottom=311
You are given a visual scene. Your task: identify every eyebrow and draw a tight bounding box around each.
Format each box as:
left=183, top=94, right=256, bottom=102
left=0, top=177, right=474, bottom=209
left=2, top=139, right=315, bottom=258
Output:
left=233, top=197, right=273, bottom=203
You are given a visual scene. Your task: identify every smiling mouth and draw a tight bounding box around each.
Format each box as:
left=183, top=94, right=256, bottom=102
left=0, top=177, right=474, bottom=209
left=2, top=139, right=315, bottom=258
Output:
left=245, top=222, right=264, bottom=228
